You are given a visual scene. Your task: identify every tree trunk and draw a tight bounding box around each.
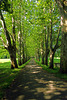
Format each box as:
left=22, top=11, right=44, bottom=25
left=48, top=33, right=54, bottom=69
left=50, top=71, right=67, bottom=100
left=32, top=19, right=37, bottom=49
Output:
left=23, top=43, right=25, bottom=64
left=45, top=50, right=49, bottom=66
left=37, top=49, right=40, bottom=61
left=8, top=47, right=18, bottom=69
left=60, top=15, right=67, bottom=73
left=44, top=27, right=49, bottom=66
left=10, top=54, right=18, bottom=69
left=18, top=30, right=22, bottom=66
left=18, top=0, right=22, bottom=66
left=49, top=50, right=54, bottom=69
left=41, top=40, right=44, bottom=64
left=60, top=31, right=67, bottom=73
left=42, top=55, right=44, bottom=64
left=18, top=56, right=22, bottom=66
left=38, top=54, right=40, bottom=61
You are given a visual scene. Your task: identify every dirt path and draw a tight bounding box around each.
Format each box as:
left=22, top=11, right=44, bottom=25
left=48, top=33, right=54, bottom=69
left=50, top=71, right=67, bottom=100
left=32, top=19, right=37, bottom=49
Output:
left=4, top=59, right=67, bottom=100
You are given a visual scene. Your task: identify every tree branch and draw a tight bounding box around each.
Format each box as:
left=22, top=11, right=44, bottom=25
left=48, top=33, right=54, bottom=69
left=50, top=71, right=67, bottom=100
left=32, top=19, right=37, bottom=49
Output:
left=0, top=35, right=8, bottom=49
left=53, top=28, right=61, bottom=52
left=0, top=10, right=11, bottom=46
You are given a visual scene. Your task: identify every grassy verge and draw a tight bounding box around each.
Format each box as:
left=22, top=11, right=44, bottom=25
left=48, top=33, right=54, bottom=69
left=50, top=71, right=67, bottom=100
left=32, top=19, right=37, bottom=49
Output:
left=35, top=59, right=67, bottom=82
left=0, top=59, right=31, bottom=99
left=40, top=57, right=60, bottom=64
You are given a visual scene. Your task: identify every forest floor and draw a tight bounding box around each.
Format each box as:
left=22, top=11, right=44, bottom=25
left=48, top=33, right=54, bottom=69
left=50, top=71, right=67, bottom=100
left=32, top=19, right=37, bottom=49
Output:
left=4, top=59, right=67, bottom=100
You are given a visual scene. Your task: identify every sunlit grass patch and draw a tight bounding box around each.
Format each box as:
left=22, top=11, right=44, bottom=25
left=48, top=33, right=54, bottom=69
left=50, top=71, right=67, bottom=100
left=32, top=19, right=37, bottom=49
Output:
left=54, top=57, right=60, bottom=63
left=0, top=59, right=31, bottom=98
left=48, top=57, right=60, bottom=64
left=0, top=59, right=10, bottom=63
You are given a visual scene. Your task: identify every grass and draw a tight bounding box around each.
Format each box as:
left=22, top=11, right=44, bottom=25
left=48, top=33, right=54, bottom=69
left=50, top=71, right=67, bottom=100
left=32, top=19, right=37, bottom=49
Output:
left=0, top=59, right=31, bottom=99
left=35, top=58, right=67, bottom=82
left=0, top=59, right=10, bottom=63
left=40, top=57, right=60, bottom=64
left=48, top=57, right=60, bottom=64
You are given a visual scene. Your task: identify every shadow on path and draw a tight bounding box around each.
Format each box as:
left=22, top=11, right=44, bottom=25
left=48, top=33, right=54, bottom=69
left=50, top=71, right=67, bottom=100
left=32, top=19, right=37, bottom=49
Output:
left=4, top=59, right=67, bottom=100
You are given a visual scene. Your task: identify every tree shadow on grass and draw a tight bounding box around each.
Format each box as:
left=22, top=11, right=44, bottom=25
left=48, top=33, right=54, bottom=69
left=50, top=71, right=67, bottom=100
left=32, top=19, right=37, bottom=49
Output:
left=4, top=59, right=67, bottom=100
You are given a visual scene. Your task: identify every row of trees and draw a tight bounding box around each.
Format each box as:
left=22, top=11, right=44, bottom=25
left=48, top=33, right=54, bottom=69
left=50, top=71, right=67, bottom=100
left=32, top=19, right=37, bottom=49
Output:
left=36, top=0, right=67, bottom=73
left=35, top=0, right=61, bottom=68
left=0, top=0, right=67, bottom=73
left=0, top=0, right=32, bottom=68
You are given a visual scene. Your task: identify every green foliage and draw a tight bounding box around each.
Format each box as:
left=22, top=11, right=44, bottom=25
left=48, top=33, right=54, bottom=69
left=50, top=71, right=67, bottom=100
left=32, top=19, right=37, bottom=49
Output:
left=0, top=0, right=10, bottom=12
left=0, top=0, right=61, bottom=59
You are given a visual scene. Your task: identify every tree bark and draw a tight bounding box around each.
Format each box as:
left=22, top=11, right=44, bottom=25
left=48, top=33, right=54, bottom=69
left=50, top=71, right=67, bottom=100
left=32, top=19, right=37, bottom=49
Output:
left=41, top=40, right=44, bottom=64
left=60, top=29, right=67, bottom=73
left=44, top=27, right=49, bottom=66
left=18, top=0, right=22, bottom=66
left=22, top=42, right=25, bottom=64
left=18, top=27, right=22, bottom=66
left=8, top=46, right=18, bottom=69
left=49, top=50, right=55, bottom=69
left=45, top=49, right=49, bottom=66
left=37, top=48, right=40, bottom=61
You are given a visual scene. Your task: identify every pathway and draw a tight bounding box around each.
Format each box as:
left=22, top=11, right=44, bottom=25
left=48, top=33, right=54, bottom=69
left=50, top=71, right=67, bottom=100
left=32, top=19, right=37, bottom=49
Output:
left=4, top=59, right=67, bottom=100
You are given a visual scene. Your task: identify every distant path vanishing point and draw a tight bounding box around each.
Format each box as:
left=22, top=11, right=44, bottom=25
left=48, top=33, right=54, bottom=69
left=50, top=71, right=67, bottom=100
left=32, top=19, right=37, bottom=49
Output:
left=4, top=59, right=67, bottom=100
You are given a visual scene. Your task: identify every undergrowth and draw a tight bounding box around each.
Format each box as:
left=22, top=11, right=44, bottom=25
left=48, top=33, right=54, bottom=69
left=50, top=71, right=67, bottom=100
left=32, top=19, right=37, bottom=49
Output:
left=35, top=59, right=67, bottom=82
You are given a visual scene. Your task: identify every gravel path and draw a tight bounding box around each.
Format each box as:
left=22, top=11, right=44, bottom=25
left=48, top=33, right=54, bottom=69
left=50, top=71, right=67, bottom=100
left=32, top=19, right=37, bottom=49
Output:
left=4, top=59, right=67, bottom=100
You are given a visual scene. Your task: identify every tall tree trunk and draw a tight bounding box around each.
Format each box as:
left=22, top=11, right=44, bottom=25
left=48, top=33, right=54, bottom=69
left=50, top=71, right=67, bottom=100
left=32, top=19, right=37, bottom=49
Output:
left=49, top=50, right=55, bottom=69
left=45, top=50, right=49, bottom=66
left=49, top=17, right=53, bottom=68
left=41, top=40, right=44, bottom=64
left=60, top=17, right=67, bottom=73
left=37, top=48, right=40, bottom=61
left=12, top=14, right=18, bottom=68
left=18, top=0, right=22, bottom=66
left=23, top=42, right=25, bottom=64
left=18, top=30, right=22, bottom=66
left=11, top=0, right=18, bottom=68
left=60, top=32, right=67, bottom=73
left=44, top=27, right=49, bottom=66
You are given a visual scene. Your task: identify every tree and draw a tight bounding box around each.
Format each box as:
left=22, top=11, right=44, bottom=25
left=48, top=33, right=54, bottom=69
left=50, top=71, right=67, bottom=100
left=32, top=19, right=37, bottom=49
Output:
left=0, top=0, right=18, bottom=69
left=55, top=0, right=67, bottom=73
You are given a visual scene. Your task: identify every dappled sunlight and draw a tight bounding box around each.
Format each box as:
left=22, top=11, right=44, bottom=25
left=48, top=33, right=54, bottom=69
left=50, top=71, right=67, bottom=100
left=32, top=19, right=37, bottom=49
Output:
left=35, top=78, right=48, bottom=84
left=16, top=95, right=25, bottom=100
left=5, top=59, right=67, bottom=100
left=13, top=89, right=18, bottom=93
left=32, top=71, right=41, bottom=74
left=24, top=86, right=29, bottom=89
left=18, top=84, right=23, bottom=88
left=36, top=66, right=42, bottom=69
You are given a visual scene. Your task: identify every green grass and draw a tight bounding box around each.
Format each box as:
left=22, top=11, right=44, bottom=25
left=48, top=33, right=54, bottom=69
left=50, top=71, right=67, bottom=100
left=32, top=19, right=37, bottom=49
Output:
left=40, top=57, right=60, bottom=64
left=0, top=59, right=31, bottom=99
left=48, top=57, right=60, bottom=64
left=35, top=58, right=67, bottom=82
left=0, top=59, right=10, bottom=63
